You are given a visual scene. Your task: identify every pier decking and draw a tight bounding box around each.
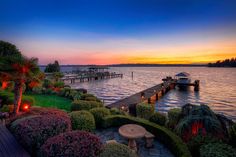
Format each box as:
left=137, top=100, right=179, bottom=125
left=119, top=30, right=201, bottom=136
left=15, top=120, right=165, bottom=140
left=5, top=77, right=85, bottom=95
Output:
left=107, top=77, right=199, bottom=114
left=107, top=79, right=174, bottom=114
left=62, top=72, right=123, bottom=84
left=0, top=124, right=30, bottom=157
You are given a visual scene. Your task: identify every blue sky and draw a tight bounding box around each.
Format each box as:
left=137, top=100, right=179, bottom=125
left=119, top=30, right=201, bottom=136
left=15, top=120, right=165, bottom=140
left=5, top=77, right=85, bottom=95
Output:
left=0, top=0, right=236, bottom=64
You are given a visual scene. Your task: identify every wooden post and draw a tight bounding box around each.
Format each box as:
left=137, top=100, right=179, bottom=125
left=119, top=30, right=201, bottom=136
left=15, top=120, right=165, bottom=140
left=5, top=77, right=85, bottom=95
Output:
left=148, top=98, right=151, bottom=104
left=156, top=93, right=159, bottom=100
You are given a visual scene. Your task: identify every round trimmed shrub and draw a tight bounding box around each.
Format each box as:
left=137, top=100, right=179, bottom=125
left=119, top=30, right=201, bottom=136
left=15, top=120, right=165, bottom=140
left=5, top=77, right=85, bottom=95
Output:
left=81, top=93, right=101, bottom=102
left=90, top=107, right=110, bottom=127
left=40, top=131, right=103, bottom=157
left=10, top=110, right=71, bottom=155
left=69, top=111, right=95, bottom=132
left=187, top=135, right=219, bottom=157
left=136, top=103, right=154, bottom=119
left=200, top=143, right=236, bottom=157
left=110, top=108, right=125, bottom=115
left=149, top=112, right=167, bottom=126
left=167, top=108, right=181, bottom=129
left=71, top=100, right=103, bottom=111
left=99, top=143, right=137, bottom=157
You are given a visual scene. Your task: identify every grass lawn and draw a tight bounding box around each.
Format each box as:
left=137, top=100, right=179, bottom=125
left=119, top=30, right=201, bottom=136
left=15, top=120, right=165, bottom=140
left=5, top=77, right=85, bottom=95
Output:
left=27, top=94, right=72, bottom=112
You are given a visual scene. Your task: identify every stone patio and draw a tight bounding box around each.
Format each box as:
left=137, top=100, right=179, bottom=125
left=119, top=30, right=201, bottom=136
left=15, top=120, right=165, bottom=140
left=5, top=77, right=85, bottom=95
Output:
left=95, top=127, right=174, bottom=157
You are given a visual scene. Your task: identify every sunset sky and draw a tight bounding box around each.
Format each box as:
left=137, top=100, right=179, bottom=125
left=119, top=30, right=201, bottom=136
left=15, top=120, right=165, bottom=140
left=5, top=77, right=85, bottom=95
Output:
left=0, top=0, right=236, bottom=65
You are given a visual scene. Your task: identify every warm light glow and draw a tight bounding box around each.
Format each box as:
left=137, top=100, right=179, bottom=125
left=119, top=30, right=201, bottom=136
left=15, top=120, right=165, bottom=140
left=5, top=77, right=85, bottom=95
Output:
left=22, top=104, right=30, bottom=111
left=1, top=81, right=8, bottom=89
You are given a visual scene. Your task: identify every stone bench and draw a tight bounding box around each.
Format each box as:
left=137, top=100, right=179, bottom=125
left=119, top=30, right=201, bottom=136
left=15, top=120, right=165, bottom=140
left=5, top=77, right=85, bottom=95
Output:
left=144, top=131, right=155, bottom=148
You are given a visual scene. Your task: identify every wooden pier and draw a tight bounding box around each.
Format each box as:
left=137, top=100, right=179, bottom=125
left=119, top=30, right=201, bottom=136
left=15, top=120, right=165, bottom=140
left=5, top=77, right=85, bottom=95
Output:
left=107, top=79, right=175, bottom=115
left=107, top=77, right=200, bottom=115
left=62, top=73, right=123, bottom=84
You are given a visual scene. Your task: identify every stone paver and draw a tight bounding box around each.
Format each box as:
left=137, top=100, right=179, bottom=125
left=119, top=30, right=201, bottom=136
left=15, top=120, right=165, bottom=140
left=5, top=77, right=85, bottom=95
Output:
left=96, top=127, right=174, bottom=157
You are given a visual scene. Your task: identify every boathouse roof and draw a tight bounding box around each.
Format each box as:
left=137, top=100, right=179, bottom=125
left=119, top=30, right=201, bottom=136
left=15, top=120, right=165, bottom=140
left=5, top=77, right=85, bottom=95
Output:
left=175, top=72, right=190, bottom=77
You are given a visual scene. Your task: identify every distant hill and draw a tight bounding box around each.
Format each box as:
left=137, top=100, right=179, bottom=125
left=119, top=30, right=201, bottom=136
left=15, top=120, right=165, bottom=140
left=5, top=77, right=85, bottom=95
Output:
left=208, top=58, right=236, bottom=67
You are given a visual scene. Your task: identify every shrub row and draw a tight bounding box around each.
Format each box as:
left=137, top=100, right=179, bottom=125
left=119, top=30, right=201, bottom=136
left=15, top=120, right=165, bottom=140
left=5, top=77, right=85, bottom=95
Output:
left=136, top=103, right=154, bottom=119
left=102, top=115, right=192, bottom=157
left=69, top=111, right=95, bottom=132
left=58, top=87, right=82, bottom=100
left=99, top=143, right=137, bottom=157
left=149, top=112, right=167, bottom=126
left=200, top=143, right=236, bottom=157
left=40, top=131, right=103, bottom=157
left=71, top=100, right=103, bottom=111
left=90, top=107, right=110, bottom=127
left=81, top=93, right=101, bottom=102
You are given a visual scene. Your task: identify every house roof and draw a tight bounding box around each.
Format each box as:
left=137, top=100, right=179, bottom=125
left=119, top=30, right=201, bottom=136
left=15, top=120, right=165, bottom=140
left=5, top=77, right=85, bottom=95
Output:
left=175, top=72, right=190, bottom=77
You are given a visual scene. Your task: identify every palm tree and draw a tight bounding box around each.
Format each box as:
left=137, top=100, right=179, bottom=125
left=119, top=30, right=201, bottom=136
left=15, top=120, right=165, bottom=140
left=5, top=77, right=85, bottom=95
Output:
left=0, top=53, right=44, bottom=115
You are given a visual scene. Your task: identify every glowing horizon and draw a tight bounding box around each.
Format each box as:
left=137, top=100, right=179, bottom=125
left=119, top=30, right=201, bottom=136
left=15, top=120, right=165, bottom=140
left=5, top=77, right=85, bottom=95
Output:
left=1, top=0, right=236, bottom=65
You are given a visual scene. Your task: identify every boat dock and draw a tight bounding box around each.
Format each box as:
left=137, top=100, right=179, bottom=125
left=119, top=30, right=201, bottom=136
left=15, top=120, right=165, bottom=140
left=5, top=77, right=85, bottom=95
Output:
left=61, top=72, right=123, bottom=84
left=107, top=76, right=199, bottom=115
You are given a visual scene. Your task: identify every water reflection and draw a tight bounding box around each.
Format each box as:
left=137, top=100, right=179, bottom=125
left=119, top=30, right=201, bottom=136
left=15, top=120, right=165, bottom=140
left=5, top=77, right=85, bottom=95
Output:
left=69, top=67, right=236, bottom=121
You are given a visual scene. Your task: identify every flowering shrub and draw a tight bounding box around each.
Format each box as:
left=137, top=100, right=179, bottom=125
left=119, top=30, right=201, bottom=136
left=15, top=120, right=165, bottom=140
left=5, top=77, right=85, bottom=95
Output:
left=69, top=110, right=95, bottom=132
left=9, top=107, right=71, bottom=124
left=10, top=111, right=71, bottom=155
left=99, top=143, right=137, bottom=157
left=40, top=131, right=103, bottom=157
left=90, top=107, right=110, bottom=127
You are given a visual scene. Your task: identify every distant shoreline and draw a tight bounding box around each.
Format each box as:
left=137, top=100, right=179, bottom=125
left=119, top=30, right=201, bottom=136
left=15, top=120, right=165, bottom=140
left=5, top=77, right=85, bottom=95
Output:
left=40, top=64, right=207, bottom=67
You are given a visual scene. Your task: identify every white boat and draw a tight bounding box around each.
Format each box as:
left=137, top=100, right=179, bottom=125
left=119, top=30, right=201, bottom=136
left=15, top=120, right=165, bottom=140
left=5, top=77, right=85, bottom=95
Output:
left=175, top=72, right=191, bottom=88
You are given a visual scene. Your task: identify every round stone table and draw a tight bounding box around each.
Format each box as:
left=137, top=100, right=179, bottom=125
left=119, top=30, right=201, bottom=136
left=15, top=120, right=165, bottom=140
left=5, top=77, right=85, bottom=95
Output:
left=119, top=124, right=146, bottom=151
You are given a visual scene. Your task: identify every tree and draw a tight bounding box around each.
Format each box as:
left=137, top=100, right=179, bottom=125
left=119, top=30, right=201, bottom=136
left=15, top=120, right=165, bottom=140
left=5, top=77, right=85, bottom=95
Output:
left=0, top=41, right=44, bottom=115
left=44, top=60, right=60, bottom=73
left=0, top=40, right=21, bottom=57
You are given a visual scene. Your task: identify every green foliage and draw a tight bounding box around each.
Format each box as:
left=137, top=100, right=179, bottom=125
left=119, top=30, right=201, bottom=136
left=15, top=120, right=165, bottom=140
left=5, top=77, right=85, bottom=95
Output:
left=42, top=79, right=53, bottom=88
left=81, top=93, right=101, bottom=102
left=69, top=111, right=95, bottom=132
left=229, top=123, right=236, bottom=147
left=53, top=81, right=64, bottom=88
left=71, top=100, right=103, bottom=111
left=200, top=143, right=236, bottom=157
left=187, top=135, right=220, bottom=157
left=136, top=103, right=154, bottom=119
left=102, top=115, right=192, bottom=157
left=58, top=87, right=82, bottom=101
left=167, top=108, right=182, bottom=129
left=149, top=112, right=167, bottom=126
left=110, top=108, right=126, bottom=115
left=32, top=86, right=43, bottom=94
left=27, top=94, right=72, bottom=111
left=44, top=60, right=60, bottom=73
left=176, top=104, right=223, bottom=141
left=0, top=40, right=21, bottom=57
left=90, top=107, right=110, bottom=127
left=0, top=105, right=14, bottom=113
left=0, top=90, right=35, bottom=106
left=99, top=143, right=137, bottom=157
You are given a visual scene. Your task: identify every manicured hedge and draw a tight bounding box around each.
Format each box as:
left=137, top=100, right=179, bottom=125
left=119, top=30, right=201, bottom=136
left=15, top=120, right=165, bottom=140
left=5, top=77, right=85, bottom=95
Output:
left=136, top=103, right=154, bottom=119
left=90, top=107, right=111, bottom=127
left=149, top=112, right=167, bottom=126
left=81, top=93, right=101, bottom=102
left=167, top=108, right=182, bottom=129
left=71, top=100, right=103, bottom=111
left=69, top=111, right=95, bottom=132
left=200, top=143, right=236, bottom=157
left=99, top=143, right=137, bottom=157
left=40, top=131, right=103, bottom=157
left=102, top=115, right=191, bottom=157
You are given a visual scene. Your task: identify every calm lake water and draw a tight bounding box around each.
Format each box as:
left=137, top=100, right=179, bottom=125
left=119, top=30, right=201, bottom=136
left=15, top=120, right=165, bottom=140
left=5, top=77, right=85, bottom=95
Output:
left=67, top=67, right=236, bottom=121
